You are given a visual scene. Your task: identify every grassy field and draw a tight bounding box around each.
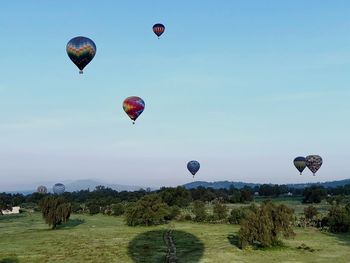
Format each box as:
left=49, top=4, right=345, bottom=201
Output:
left=0, top=212, right=349, bottom=263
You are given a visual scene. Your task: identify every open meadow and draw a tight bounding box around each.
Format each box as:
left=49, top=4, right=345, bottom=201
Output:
left=0, top=211, right=349, bottom=263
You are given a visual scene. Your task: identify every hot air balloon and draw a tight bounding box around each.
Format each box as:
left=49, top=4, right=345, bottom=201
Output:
left=153, top=23, right=165, bottom=38
left=123, top=96, right=145, bottom=124
left=293, top=157, right=306, bottom=175
left=306, top=155, right=323, bottom=176
left=37, top=185, right=47, bottom=194
left=66, top=36, right=96, bottom=74
left=53, top=183, right=65, bottom=195
left=187, top=160, right=200, bottom=178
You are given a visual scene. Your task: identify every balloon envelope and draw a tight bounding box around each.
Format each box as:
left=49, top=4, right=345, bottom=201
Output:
left=53, top=183, right=65, bottom=195
left=123, top=96, right=145, bottom=123
left=66, top=36, right=96, bottom=73
left=153, top=23, right=165, bottom=37
left=305, top=155, right=323, bottom=175
left=293, top=156, right=306, bottom=175
left=187, top=160, right=200, bottom=177
left=37, top=185, right=47, bottom=194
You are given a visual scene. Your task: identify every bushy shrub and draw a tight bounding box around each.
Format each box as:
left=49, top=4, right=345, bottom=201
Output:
left=111, top=203, right=125, bottom=216
left=238, top=202, right=295, bottom=248
left=87, top=203, right=100, bottom=215
left=192, top=201, right=207, bottom=222
left=304, top=205, right=318, bottom=220
left=125, top=194, right=170, bottom=226
left=213, top=203, right=228, bottom=221
left=228, top=207, right=248, bottom=224
left=325, top=205, right=350, bottom=233
left=165, top=206, right=181, bottom=220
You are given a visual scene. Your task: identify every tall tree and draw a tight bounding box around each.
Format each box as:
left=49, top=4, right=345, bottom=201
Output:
left=238, top=201, right=295, bottom=248
left=192, top=201, right=207, bottom=222
left=40, top=196, right=72, bottom=229
left=0, top=194, right=12, bottom=215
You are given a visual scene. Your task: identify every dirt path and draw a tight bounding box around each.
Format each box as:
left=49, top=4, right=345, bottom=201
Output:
left=164, top=229, right=177, bottom=263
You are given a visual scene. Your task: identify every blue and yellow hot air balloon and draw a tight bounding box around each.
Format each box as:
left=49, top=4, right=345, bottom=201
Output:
left=293, top=156, right=306, bottom=175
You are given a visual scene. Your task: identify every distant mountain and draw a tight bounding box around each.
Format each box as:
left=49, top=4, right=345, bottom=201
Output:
left=64, top=179, right=145, bottom=192
left=183, top=179, right=350, bottom=190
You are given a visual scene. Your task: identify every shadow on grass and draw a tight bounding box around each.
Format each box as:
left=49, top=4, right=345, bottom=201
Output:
left=0, top=257, right=19, bottom=263
left=56, top=218, right=85, bottom=229
left=227, top=234, right=289, bottom=251
left=128, top=230, right=204, bottom=263
left=323, top=231, right=350, bottom=246
left=0, top=214, right=24, bottom=222
left=227, top=234, right=240, bottom=248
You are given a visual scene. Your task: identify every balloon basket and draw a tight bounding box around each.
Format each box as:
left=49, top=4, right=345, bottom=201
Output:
left=79, top=70, right=83, bottom=74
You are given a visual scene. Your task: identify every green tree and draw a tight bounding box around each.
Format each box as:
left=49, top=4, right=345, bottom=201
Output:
left=302, top=186, right=327, bottom=204
left=165, top=205, right=181, bottom=220
left=326, top=205, right=350, bottom=233
left=304, top=205, right=318, bottom=220
left=213, top=203, right=228, bottom=221
left=40, top=196, right=71, bottom=229
left=228, top=207, right=248, bottom=224
left=240, top=188, right=253, bottom=202
left=0, top=194, right=12, bottom=215
left=111, top=203, right=125, bottom=216
left=192, top=201, right=207, bottom=222
left=125, top=194, right=170, bottom=226
left=238, top=202, right=295, bottom=248
left=159, top=186, right=191, bottom=207
left=87, top=202, right=100, bottom=215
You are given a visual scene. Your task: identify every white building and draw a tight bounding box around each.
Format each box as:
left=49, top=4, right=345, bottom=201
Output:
left=1, top=206, right=20, bottom=215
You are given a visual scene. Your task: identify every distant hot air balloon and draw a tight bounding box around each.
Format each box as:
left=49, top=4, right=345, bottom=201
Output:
left=293, top=157, right=306, bottom=175
left=123, top=96, right=145, bottom=124
left=153, top=23, right=165, bottom=38
left=37, top=185, right=47, bottom=194
left=66, top=36, right=96, bottom=74
left=187, top=160, right=200, bottom=178
left=305, top=155, right=323, bottom=176
left=53, top=183, right=65, bottom=195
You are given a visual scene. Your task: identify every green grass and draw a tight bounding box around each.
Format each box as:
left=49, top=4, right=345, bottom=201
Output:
left=0, top=212, right=349, bottom=263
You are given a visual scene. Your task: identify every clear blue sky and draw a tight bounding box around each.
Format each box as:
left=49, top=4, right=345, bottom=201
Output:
left=1, top=1, right=350, bottom=190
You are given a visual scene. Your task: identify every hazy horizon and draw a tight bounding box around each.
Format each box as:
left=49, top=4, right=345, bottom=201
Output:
left=1, top=1, right=350, bottom=189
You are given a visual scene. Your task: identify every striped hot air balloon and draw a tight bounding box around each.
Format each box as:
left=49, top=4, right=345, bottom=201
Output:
left=66, top=36, right=96, bottom=74
left=123, top=96, right=145, bottom=124
left=53, top=183, right=65, bottom=195
left=152, top=23, right=165, bottom=38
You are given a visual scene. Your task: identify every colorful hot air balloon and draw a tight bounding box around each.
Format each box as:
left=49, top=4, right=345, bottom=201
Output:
left=53, top=183, right=65, bottom=195
left=37, top=185, right=48, bottom=194
left=123, top=96, right=145, bottom=124
left=66, top=36, right=96, bottom=74
left=187, top=160, right=200, bottom=178
left=305, top=155, right=323, bottom=176
left=153, top=23, right=165, bottom=38
left=293, top=157, right=306, bottom=175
